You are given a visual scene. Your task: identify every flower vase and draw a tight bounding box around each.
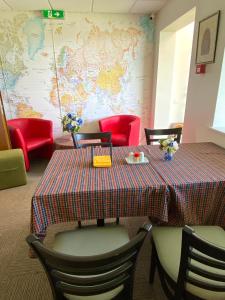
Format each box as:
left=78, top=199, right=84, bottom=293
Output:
left=164, top=151, right=174, bottom=161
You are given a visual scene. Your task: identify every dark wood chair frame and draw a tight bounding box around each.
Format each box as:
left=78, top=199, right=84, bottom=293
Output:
left=149, top=226, right=225, bottom=300
left=26, top=223, right=152, bottom=300
left=71, top=131, right=115, bottom=227
left=91, top=144, right=113, bottom=164
left=144, top=128, right=182, bottom=145
left=71, top=132, right=112, bottom=149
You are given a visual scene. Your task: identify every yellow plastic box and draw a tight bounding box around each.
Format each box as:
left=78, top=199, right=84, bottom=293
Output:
left=93, top=155, right=112, bottom=167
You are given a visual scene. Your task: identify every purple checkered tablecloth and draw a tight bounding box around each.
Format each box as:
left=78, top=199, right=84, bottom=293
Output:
left=31, top=143, right=225, bottom=238
left=31, top=146, right=168, bottom=237
left=146, top=142, right=225, bottom=226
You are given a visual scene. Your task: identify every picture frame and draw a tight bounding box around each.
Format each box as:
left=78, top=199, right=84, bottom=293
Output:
left=196, top=11, right=220, bottom=64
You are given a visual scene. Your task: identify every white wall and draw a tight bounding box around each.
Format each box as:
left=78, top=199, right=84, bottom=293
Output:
left=169, top=22, right=194, bottom=126
left=154, top=21, right=194, bottom=129
left=213, top=48, right=225, bottom=128
left=153, top=0, right=225, bottom=148
left=154, top=31, right=176, bottom=128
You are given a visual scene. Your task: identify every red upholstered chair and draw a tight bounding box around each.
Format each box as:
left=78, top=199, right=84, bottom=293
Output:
left=99, top=115, right=140, bottom=146
left=7, top=118, right=53, bottom=171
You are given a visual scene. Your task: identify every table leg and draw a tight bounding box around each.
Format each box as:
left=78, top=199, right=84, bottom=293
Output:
left=97, top=219, right=105, bottom=226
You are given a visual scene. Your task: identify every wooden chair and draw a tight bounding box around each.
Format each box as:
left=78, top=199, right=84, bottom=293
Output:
left=149, top=225, right=225, bottom=300
left=144, top=128, right=182, bottom=145
left=71, top=132, right=112, bottom=149
left=71, top=131, right=114, bottom=227
left=26, top=222, right=152, bottom=300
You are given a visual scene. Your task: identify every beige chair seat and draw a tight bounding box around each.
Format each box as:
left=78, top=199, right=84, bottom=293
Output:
left=53, top=224, right=130, bottom=300
left=152, top=226, right=225, bottom=300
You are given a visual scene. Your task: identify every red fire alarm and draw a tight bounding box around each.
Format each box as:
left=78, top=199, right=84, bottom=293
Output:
left=196, top=64, right=206, bottom=74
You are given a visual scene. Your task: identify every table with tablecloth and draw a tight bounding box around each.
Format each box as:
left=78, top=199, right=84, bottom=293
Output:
left=31, top=146, right=168, bottom=238
left=147, top=142, right=225, bottom=226
left=30, top=143, right=225, bottom=238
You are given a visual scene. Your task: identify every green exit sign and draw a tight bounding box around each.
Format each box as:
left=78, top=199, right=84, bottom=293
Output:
left=42, top=10, right=64, bottom=19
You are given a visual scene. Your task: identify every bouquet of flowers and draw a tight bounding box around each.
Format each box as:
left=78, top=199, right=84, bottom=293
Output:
left=62, top=113, right=83, bottom=133
left=159, top=138, right=179, bottom=161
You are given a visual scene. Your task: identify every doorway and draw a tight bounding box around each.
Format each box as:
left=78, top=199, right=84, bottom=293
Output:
left=154, top=8, right=196, bottom=129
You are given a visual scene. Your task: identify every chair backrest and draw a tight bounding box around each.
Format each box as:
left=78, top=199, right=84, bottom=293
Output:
left=144, top=128, right=182, bottom=145
left=7, top=118, right=52, bottom=140
left=71, top=132, right=112, bottom=149
left=118, top=115, right=140, bottom=134
left=7, top=118, right=30, bottom=139
left=117, top=115, right=139, bottom=124
left=99, top=115, right=140, bottom=134
left=174, top=226, right=225, bottom=299
left=26, top=223, right=152, bottom=299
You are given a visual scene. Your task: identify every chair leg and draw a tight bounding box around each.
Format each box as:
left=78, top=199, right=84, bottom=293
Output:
left=149, top=242, right=157, bottom=284
left=122, top=274, right=134, bottom=300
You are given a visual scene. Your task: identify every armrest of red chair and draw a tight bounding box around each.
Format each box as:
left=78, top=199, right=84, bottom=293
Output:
left=8, top=126, right=26, bottom=150
left=8, top=126, right=30, bottom=170
left=29, top=119, right=53, bottom=142
left=127, top=117, right=140, bottom=146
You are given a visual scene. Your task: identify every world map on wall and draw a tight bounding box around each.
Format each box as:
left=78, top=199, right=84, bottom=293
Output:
left=0, top=12, right=153, bottom=137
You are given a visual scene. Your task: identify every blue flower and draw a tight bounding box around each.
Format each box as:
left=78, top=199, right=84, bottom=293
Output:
left=62, top=112, right=83, bottom=133
left=164, top=152, right=173, bottom=161
left=66, top=123, right=73, bottom=130
left=77, top=118, right=83, bottom=126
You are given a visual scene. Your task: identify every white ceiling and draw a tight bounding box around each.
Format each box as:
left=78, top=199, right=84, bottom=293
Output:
left=0, top=0, right=167, bottom=14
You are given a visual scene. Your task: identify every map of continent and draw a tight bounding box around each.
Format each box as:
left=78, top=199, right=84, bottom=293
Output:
left=23, top=17, right=45, bottom=60
left=0, top=12, right=153, bottom=137
left=0, top=14, right=28, bottom=90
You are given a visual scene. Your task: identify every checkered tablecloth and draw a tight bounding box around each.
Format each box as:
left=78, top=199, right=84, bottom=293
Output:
left=147, top=142, right=225, bottom=226
left=31, top=146, right=168, bottom=237
left=31, top=143, right=225, bottom=237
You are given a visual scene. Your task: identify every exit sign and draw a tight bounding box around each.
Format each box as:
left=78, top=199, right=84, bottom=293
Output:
left=42, top=10, right=64, bottom=19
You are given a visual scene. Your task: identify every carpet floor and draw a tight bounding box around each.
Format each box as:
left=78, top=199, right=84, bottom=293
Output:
left=0, top=160, right=167, bottom=300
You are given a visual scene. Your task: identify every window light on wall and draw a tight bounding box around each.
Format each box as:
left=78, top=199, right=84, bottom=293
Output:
left=213, top=48, right=225, bottom=132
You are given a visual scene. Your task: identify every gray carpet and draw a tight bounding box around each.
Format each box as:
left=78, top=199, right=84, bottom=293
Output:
left=0, top=159, right=166, bottom=300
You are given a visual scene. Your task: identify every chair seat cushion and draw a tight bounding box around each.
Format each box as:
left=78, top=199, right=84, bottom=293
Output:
left=53, top=224, right=129, bottom=256
left=0, top=149, right=27, bottom=190
left=112, top=133, right=127, bottom=146
left=26, top=137, right=52, bottom=151
left=64, top=285, right=124, bottom=300
left=152, top=226, right=225, bottom=300
left=53, top=224, right=129, bottom=300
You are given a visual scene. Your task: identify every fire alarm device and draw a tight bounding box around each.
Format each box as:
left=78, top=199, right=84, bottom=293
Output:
left=196, top=64, right=206, bottom=74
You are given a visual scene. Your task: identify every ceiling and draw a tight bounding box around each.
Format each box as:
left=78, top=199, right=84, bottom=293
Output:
left=0, top=0, right=167, bottom=14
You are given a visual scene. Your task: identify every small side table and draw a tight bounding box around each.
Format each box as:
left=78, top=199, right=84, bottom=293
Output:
left=54, top=134, right=74, bottom=150
left=54, top=134, right=101, bottom=150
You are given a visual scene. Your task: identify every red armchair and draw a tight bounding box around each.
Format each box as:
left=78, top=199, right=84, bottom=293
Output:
left=7, top=118, right=53, bottom=171
left=99, top=115, right=140, bottom=146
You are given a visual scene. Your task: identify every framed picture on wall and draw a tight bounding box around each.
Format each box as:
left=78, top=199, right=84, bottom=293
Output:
left=196, top=11, right=220, bottom=64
